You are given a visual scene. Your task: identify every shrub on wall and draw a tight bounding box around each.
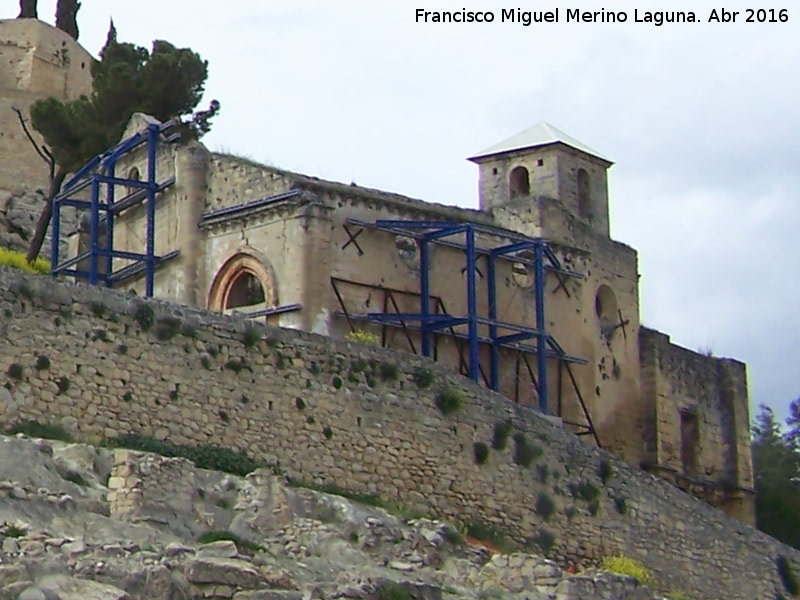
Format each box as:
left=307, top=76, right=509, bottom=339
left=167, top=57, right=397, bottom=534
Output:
left=104, top=434, right=260, bottom=476
left=473, top=442, right=490, bottom=465
left=0, top=247, right=50, bottom=275
left=512, top=433, right=542, bottom=467
left=345, top=330, right=380, bottom=346
left=413, top=366, right=434, bottom=389
left=601, top=556, right=657, bottom=587
left=776, top=555, right=799, bottom=596
left=492, top=419, right=513, bottom=450
left=5, top=420, right=73, bottom=442
left=436, top=387, right=464, bottom=415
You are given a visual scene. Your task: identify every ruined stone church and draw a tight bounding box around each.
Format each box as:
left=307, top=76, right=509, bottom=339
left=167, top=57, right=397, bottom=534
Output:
left=0, top=18, right=755, bottom=524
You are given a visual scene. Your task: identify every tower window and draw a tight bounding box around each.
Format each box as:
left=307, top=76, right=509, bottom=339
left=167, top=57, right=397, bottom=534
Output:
left=509, top=166, right=530, bottom=199
left=680, top=410, right=700, bottom=478
left=577, top=168, right=591, bottom=218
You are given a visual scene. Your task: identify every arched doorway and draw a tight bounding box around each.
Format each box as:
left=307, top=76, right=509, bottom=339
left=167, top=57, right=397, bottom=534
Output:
left=208, top=253, right=277, bottom=320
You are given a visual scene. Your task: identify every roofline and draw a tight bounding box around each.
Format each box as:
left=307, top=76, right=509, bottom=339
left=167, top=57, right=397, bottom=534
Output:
left=468, top=140, right=614, bottom=166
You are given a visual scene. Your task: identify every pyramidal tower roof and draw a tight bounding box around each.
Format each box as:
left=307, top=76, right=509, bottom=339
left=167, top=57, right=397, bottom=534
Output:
left=468, top=122, right=612, bottom=163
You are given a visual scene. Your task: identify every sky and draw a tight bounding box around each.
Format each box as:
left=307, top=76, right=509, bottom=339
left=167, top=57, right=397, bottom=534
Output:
left=8, top=1, right=800, bottom=422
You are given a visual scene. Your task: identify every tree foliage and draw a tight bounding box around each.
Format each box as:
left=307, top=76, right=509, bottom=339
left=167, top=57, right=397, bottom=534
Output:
left=752, top=402, right=800, bottom=549
left=18, top=0, right=37, bottom=18
left=55, top=0, right=81, bottom=40
left=30, top=22, right=219, bottom=172
left=23, top=21, right=220, bottom=261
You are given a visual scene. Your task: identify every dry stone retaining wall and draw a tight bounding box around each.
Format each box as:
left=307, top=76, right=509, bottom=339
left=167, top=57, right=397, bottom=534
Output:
left=0, top=267, right=796, bottom=600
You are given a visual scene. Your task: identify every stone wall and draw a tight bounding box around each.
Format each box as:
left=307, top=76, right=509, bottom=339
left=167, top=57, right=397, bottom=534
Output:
left=639, top=327, right=755, bottom=523
left=0, top=267, right=794, bottom=600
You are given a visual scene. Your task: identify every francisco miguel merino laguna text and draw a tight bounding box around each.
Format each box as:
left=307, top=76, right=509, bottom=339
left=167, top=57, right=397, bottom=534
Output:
left=415, top=8, right=790, bottom=26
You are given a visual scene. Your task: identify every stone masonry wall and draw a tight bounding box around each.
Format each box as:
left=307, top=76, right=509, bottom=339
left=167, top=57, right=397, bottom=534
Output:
left=0, top=267, right=796, bottom=600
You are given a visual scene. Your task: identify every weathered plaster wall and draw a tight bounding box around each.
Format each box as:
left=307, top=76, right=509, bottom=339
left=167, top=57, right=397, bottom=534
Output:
left=0, top=268, right=790, bottom=600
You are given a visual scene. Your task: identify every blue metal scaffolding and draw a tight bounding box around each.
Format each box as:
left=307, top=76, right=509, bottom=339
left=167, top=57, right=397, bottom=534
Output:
left=50, top=120, right=180, bottom=297
left=343, top=219, right=586, bottom=414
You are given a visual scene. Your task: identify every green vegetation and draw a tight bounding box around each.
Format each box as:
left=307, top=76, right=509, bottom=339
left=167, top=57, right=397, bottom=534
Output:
left=777, top=555, right=799, bottom=596
left=512, top=432, right=541, bottom=467
left=63, top=470, right=89, bottom=487
left=345, top=330, right=380, bottom=345
left=104, top=434, right=259, bottom=476
left=56, top=376, right=70, bottom=394
left=133, top=303, right=155, bottom=330
left=413, top=366, right=435, bottom=389
left=0, top=247, right=49, bottom=274
left=224, top=358, right=245, bottom=373
left=155, top=316, right=182, bottom=341
left=536, top=464, right=549, bottom=484
left=528, top=528, right=555, bottom=555
left=568, top=480, right=600, bottom=502
left=598, top=459, right=614, bottom=484
left=242, top=325, right=262, bottom=348
left=473, top=442, right=490, bottom=465
left=24, top=22, right=219, bottom=262
left=464, top=520, right=513, bottom=553
left=323, top=426, right=333, bottom=440
left=5, top=419, right=73, bottom=442
left=35, top=355, right=51, bottom=371
left=332, top=376, right=343, bottom=390
left=376, top=581, right=412, bottom=600
left=752, top=403, right=800, bottom=550
left=6, top=363, right=24, bottom=380
left=601, top=556, right=657, bottom=587
left=492, top=419, right=513, bottom=450
left=197, top=530, right=263, bottom=553
left=379, top=361, right=399, bottom=382
left=535, top=492, right=555, bottom=520
left=2, top=523, right=27, bottom=538
left=436, top=387, right=464, bottom=415
left=90, top=302, right=107, bottom=317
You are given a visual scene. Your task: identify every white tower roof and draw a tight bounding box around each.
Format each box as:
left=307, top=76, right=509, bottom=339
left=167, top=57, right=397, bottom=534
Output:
left=469, top=122, right=612, bottom=163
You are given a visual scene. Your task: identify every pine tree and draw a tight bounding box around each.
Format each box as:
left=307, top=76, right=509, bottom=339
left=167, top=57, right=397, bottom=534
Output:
left=18, top=0, right=37, bottom=18
left=22, top=21, right=220, bottom=263
left=752, top=404, right=800, bottom=549
left=55, top=0, right=81, bottom=40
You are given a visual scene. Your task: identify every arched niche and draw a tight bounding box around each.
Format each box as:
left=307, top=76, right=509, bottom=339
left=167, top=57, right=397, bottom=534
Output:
left=208, top=252, right=278, bottom=320
left=509, top=166, right=530, bottom=199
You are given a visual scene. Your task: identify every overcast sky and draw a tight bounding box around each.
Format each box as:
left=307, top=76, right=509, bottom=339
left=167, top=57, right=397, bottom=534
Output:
left=10, top=1, right=800, bottom=423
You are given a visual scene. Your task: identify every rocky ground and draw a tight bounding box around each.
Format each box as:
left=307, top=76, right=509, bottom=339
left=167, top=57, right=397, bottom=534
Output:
left=0, top=188, right=77, bottom=259
left=0, top=433, right=671, bottom=600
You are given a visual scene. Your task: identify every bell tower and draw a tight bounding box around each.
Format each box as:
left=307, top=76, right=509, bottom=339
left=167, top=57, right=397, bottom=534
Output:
left=468, top=122, right=613, bottom=237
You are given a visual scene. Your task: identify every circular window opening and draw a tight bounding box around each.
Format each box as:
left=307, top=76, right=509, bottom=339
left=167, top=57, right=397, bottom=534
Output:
left=595, top=285, right=618, bottom=328
left=226, top=271, right=266, bottom=309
